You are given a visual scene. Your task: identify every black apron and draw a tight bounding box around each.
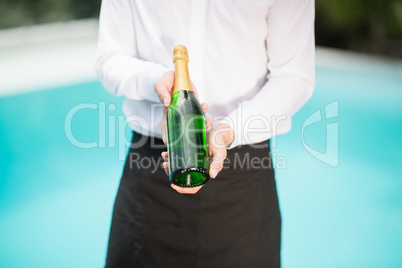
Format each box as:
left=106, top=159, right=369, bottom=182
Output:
left=105, top=132, right=281, bottom=268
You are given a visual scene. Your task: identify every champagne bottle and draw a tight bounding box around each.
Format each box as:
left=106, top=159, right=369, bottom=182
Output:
left=166, top=45, right=210, bottom=187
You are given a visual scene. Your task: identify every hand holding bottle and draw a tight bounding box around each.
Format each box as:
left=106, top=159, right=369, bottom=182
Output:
left=155, top=45, right=234, bottom=194
left=154, top=71, right=211, bottom=145
left=162, top=123, right=235, bottom=194
left=155, top=71, right=236, bottom=195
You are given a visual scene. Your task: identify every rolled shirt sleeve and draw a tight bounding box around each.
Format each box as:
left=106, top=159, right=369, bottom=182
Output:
left=95, top=0, right=170, bottom=103
left=219, top=0, right=316, bottom=149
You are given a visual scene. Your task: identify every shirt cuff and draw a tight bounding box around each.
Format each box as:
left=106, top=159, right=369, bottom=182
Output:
left=215, top=101, right=291, bottom=150
left=138, top=62, right=171, bottom=103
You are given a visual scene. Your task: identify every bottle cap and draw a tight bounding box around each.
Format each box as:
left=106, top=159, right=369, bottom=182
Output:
left=173, top=45, right=189, bottom=63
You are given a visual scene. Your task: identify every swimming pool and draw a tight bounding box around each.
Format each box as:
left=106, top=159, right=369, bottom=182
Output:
left=1, top=50, right=402, bottom=267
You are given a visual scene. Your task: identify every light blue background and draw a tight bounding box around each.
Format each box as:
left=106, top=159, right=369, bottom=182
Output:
left=1, top=59, right=401, bottom=267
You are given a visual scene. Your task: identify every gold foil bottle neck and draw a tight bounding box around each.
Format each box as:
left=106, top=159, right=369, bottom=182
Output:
left=173, top=45, right=189, bottom=63
left=172, top=45, right=193, bottom=93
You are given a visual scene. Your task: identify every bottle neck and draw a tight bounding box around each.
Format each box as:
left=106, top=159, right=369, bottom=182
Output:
left=173, top=59, right=193, bottom=94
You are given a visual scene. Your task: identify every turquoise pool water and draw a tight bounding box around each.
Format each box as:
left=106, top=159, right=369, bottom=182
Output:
left=1, top=57, right=401, bottom=267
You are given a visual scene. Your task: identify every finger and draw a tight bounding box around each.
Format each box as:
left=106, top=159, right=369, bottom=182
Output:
left=201, top=102, right=208, bottom=114
left=161, top=151, right=168, bottom=161
left=156, top=87, right=172, bottom=107
left=162, top=130, right=167, bottom=145
left=209, top=150, right=227, bottom=179
left=162, top=108, right=167, bottom=145
left=154, top=71, right=174, bottom=107
left=206, top=118, right=214, bottom=129
left=163, top=162, right=169, bottom=176
left=171, top=184, right=203, bottom=194
left=209, top=157, right=221, bottom=179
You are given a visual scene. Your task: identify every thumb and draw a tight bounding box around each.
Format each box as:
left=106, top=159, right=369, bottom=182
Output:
left=154, top=71, right=174, bottom=107
left=209, top=148, right=227, bottom=179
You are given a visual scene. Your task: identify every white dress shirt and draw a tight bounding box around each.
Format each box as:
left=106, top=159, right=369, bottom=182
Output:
left=95, top=0, right=315, bottom=149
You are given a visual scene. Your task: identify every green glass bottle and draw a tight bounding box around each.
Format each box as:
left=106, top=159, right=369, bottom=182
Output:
left=166, top=45, right=210, bottom=187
